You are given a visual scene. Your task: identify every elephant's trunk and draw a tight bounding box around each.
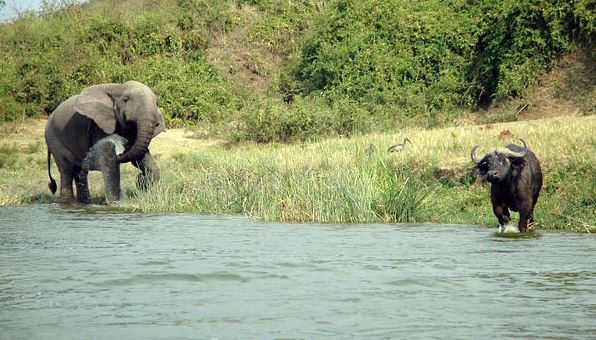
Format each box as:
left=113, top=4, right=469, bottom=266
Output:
left=118, top=114, right=155, bottom=163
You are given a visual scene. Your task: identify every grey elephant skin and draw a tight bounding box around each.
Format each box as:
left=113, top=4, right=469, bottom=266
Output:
left=45, top=80, right=166, bottom=204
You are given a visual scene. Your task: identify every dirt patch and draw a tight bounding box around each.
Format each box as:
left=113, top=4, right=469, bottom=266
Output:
left=487, top=46, right=596, bottom=121
left=205, top=4, right=282, bottom=95
left=0, top=119, right=46, bottom=147
left=151, top=128, right=222, bottom=158
left=0, top=118, right=221, bottom=159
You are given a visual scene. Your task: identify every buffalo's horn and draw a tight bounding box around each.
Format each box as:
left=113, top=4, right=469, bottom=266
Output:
left=500, top=139, right=528, bottom=158
left=470, top=145, right=481, bottom=164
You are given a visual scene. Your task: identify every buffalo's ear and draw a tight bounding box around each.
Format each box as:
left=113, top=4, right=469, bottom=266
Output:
left=509, top=157, right=527, bottom=174
left=74, top=85, right=116, bottom=134
left=473, top=158, right=488, bottom=175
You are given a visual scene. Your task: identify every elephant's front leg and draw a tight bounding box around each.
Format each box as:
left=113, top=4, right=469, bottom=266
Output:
left=97, top=141, right=121, bottom=203
left=132, top=151, right=160, bottom=191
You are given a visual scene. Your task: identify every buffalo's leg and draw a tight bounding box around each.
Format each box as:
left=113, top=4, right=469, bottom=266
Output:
left=493, top=202, right=518, bottom=232
left=492, top=203, right=511, bottom=226
left=528, top=193, right=540, bottom=227
left=132, top=151, right=160, bottom=191
left=518, top=199, right=534, bottom=232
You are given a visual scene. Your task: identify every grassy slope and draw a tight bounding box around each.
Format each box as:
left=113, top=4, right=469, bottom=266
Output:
left=1, top=115, right=594, bottom=232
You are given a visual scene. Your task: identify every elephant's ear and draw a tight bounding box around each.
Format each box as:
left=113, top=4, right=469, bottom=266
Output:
left=74, top=86, right=116, bottom=134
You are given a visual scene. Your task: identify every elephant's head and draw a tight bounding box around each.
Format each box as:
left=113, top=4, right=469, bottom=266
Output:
left=74, top=80, right=166, bottom=163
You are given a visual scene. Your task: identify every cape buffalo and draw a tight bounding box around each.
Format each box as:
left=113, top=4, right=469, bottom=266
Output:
left=470, top=139, right=543, bottom=232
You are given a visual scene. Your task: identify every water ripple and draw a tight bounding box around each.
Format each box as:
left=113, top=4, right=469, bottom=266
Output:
left=1, top=205, right=595, bottom=339
left=94, top=272, right=249, bottom=287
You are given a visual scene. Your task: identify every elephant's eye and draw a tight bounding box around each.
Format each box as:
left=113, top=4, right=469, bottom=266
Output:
left=122, top=95, right=130, bottom=102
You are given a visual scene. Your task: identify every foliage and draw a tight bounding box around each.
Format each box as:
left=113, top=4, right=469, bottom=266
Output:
left=0, top=0, right=237, bottom=126
left=289, top=0, right=596, bottom=116
left=0, top=144, right=18, bottom=169
left=233, top=95, right=375, bottom=143
left=466, top=0, right=596, bottom=103
left=291, top=0, right=477, bottom=112
left=371, top=162, right=436, bottom=223
left=0, top=0, right=594, bottom=142
left=247, top=0, right=322, bottom=55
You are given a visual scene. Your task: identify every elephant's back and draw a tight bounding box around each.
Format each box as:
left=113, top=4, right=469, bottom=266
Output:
left=47, top=95, right=79, bottom=132
left=46, top=95, right=106, bottom=165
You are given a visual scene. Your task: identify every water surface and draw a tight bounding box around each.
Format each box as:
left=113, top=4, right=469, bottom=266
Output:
left=1, top=205, right=595, bottom=339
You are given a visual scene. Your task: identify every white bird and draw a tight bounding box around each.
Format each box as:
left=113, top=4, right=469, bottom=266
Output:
left=387, top=137, right=412, bottom=152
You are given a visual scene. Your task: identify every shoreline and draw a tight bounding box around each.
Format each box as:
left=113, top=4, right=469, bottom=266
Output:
left=1, top=115, right=594, bottom=232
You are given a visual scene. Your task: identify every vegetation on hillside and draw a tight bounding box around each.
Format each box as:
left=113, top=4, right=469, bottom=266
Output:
left=0, top=0, right=594, bottom=142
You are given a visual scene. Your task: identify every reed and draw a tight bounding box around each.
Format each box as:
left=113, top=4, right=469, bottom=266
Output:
left=1, top=115, right=594, bottom=232
left=131, top=115, right=595, bottom=231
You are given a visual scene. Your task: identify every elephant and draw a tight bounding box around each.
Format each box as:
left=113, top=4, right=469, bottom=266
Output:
left=45, top=80, right=166, bottom=204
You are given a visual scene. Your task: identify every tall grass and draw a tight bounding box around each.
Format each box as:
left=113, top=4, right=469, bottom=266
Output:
left=1, top=115, right=594, bottom=232
left=129, top=115, right=594, bottom=231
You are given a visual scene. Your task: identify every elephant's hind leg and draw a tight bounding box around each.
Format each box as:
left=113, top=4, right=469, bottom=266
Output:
left=74, top=168, right=91, bottom=204
left=54, top=159, right=76, bottom=204
left=57, top=173, right=76, bottom=204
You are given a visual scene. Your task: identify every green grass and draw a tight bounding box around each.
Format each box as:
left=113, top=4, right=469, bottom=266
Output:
left=2, top=115, right=592, bottom=232
left=114, top=114, right=596, bottom=232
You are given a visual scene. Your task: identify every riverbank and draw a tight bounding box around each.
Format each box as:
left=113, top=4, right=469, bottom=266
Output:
left=1, top=115, right=594, bottom=232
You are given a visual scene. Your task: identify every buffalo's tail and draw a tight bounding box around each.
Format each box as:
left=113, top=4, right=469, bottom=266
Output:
left=47, top=150, right=57, bottom=195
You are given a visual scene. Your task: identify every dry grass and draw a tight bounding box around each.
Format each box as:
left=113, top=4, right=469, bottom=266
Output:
left=484, top=47, right=596, bottom=122
left=1, top=114, right=594, bottom=231
left=205, top=4, right=282, bottom=94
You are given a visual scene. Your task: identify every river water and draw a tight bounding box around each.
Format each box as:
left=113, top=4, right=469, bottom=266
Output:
left=1, top=205, right=595, bottom=339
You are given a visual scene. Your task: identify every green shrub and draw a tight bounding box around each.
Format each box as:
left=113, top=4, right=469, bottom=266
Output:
left=466, top=0, right=595, bottom=103
left=290, top=0, right=476, bottom=110
left=248, top=0, right=322, bottom=54
left=0, top=0, right=594, bottom=141
left=371, top=162, right=436, bottom=223
left=232, top=95, right=342, bottom=143
left=0, top=144, right=18, bottom=169
left=289, top=0, right=596, bottom=112
left=0, top=97, right=22, bottom=122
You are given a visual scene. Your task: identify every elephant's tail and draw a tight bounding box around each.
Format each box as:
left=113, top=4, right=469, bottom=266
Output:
left=47, top=150, right=57, bottom=195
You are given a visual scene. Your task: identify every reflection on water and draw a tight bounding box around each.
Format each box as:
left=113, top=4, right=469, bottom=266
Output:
left=1, top=205, right=595, bottom=339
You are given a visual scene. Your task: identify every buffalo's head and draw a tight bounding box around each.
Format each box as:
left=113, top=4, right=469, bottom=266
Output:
left=470, top=139, right=528, bottom=183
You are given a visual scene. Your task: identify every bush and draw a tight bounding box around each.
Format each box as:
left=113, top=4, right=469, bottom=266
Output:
left=232, top=96, right=339, bottom=143
left=466, top=0, right=596, bottom=103
left=289, top=0, right=596, bottom=111
left=0, top=0, right=594, bottom=141
left=290, top=0, right=476, bottom=111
